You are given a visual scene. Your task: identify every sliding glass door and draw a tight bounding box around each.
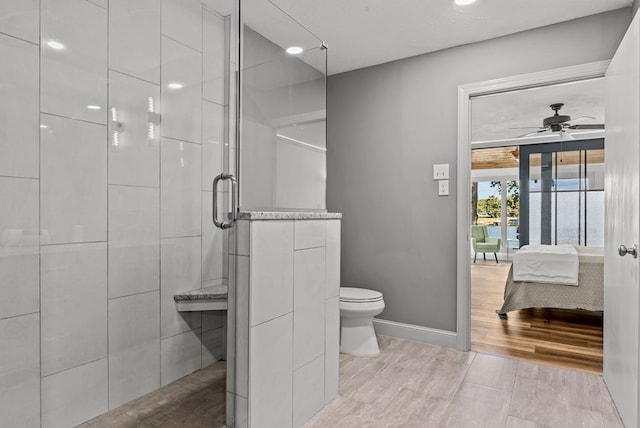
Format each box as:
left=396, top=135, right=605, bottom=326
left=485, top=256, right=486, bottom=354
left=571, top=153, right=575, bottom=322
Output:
left=519, top=139, right=605, bottom=247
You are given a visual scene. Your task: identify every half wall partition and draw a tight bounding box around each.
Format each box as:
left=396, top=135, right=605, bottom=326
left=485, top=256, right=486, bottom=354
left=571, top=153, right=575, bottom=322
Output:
left=226, top=1, right=337, bottom=427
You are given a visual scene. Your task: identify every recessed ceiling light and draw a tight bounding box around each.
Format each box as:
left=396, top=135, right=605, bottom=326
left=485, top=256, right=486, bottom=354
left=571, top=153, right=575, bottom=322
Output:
left=455, top=0, right=476, bottom=5
left=40, top=124, right=48, bottom=129
left=87, top=105, right=101, bottom=110
left=286, top=46, right=303, bottom=55
left=168, top=82, right=183, bottom=89
left=47, top=41, right=65, bottom=50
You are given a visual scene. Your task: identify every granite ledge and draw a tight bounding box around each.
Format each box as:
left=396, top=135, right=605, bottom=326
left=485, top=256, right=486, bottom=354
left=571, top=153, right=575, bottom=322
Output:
left=173, top=284, right=228, bottom=301
left=237, top=211, right=342, bottom=221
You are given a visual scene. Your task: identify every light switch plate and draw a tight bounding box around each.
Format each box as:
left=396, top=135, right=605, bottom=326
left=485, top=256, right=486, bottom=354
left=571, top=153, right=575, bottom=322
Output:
left=433, top=164, right=449, bottom=180
left=438, top=180, right=449, bottom=196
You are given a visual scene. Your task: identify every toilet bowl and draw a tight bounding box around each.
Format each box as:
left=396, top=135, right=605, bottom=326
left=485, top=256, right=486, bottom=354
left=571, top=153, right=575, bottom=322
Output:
left=339, top=287, right=385, bottom=355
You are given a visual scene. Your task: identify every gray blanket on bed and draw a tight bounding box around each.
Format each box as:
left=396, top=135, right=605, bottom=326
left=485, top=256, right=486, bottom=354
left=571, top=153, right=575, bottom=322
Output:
left=497, top=248, right=604, bottom=315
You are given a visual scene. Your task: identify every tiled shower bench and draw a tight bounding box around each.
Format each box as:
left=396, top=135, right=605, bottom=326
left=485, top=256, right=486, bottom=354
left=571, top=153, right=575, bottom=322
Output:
left=173, top=284, right=228, bottom=311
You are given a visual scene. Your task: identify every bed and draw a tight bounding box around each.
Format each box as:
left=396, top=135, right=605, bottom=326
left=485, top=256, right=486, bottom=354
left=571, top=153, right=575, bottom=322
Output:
left=496, top=245, right=604, bottom=318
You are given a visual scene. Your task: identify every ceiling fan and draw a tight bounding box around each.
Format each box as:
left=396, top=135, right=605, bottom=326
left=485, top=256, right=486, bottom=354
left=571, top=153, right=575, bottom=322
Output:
left=512, top=103, right=604, bottom=138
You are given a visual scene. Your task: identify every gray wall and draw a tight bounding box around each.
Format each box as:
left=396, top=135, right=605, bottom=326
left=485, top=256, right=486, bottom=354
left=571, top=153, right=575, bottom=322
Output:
left=634, top=0, right=639, bottom=17
left=326, top=8, right=631, bottom=332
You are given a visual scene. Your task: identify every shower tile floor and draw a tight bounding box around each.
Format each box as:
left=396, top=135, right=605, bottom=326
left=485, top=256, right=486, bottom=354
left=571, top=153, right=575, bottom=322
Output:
left=78, top=361, right=226, bottom=428
left=80, top=336, right=623, bottom=427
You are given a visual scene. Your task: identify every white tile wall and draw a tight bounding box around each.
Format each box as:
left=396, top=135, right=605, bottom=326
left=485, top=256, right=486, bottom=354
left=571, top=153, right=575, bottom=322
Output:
left=0, top=0, right=232, bottom=425
left=161, top=329, right=202, bottom=386
left=293, top=356, right=325, bottom=427
left=326, top=220, right=341, bottom=298
left=202, top=327, right=225, bottom=366
left=324, top=296, right=340, bottom=404
left=250, top=221, right=294, bottom=325
left=0, top=34, right=39, bottom=178
left=226, top=255, right=238, bottom=395
left=108, top=291, right=161, bottom=409
left=86, top=0, right=108, bottom=9
left=202, top=308, right=225, bottom=331
left=108, top=71, right=161, bottom=188
left=203, top=9, right=226, bottom=104
left=160, top=237, right=202, bottom=338
left=0, top=178, right=39, bottom=320
left=161, top=138, right=202, bottom=238
left=161, top=0, right=203, bottom=52
left=0, top=313, right=40, bottom=428
left=293, top=247, right=326, bottom=370
left=230, top=219, right=250, bottom=256
left=202, top=100, right=225, bottom=191
left=239, top=218, right=340, bottom=426
left=202, top=191, right=225, bottom=281
left=234, top=395, right=249, bottom=428
left=40, top=114, right=107, bottom=245
left=161, top=37, right=202, bottom=144
left=204, top=0, right=235, bottom=17
left=41, top=0, right=107, bottom=124
left=41, top=243, right=107, bottom=376
left=0, top=0, right=39, bottom=43
left=203, top=277, right=226, bottom=289
left=250, top=313, right=293, bottom=428
left=295, top=220, right=326, bottom=250
left=108, top=185, right=160, bottom=298
left=41, top=358, right=108, bottom=428
left=235, top=255, right=250, bottom=398
left=109, top=0, right=161, bottom=84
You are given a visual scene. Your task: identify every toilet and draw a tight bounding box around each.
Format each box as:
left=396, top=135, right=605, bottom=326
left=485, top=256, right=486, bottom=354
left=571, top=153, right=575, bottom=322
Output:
left=339, top=287, right=385, bottom=355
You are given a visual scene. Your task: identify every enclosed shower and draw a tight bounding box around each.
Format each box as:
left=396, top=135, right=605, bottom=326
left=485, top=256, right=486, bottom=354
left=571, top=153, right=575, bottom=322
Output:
left=0, top=0, right=336, bottom=427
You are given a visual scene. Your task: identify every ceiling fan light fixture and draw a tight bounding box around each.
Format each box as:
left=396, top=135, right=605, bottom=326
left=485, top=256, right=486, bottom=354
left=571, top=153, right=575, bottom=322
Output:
left=454, top=0, right=476, bottom=5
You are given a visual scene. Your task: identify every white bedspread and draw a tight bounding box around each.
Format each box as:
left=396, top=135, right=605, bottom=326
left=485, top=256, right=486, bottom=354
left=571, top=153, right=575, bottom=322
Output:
left=512, top=244, right=579, bottom=285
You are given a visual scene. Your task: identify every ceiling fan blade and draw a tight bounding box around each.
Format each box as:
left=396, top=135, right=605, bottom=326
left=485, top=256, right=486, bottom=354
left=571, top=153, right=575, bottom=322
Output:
left=567, top=124, right=605, bottom=130
left=564, top=115, right=596, bottom=125
left=508, top=126, right=544, bottom=130
left=515, top=129, right=549, bottom=138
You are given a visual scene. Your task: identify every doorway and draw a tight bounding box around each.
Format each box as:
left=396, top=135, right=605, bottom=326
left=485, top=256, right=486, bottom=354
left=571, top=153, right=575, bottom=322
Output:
left=457, top=63, right=609, bottom=374
left=470, top=142, right=605, bottom=373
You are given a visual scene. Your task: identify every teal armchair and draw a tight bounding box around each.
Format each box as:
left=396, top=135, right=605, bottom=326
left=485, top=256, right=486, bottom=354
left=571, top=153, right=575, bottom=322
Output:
left=471, top=225, right=501, bottom=263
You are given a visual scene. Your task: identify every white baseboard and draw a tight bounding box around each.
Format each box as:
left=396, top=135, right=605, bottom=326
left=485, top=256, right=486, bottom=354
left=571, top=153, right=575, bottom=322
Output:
left=372, top=318, right=457, bottom=349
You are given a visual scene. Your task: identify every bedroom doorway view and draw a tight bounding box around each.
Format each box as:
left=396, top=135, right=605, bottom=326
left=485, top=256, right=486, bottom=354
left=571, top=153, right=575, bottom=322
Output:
left=468, top=78, right=606, bottom=375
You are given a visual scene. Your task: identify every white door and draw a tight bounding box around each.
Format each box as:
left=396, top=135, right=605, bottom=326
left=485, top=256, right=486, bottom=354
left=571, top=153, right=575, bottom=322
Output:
left=604, top=10, right=640, bottom=428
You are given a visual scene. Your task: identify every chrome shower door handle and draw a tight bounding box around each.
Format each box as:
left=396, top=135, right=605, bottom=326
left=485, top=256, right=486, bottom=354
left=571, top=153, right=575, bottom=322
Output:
left=212, top=173, right=237, bottom=229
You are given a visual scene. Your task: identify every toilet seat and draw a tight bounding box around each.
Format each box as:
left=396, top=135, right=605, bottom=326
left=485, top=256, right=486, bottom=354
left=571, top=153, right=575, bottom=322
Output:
left=340, top=287, right=383, bottom=303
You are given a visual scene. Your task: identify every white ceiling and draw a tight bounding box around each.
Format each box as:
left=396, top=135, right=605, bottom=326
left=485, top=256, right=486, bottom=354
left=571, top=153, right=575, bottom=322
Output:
left=471, top=78, right=605, bottom=142
left=269, top=0, right=632, bottom=75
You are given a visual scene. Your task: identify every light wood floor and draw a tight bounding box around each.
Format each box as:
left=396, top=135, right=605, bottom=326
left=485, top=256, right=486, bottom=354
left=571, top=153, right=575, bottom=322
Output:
left=79, top=337, right=619, bottom=427
left=305, top=336, right=621, bottom=427
left=471, top=260, right=604, bottom=374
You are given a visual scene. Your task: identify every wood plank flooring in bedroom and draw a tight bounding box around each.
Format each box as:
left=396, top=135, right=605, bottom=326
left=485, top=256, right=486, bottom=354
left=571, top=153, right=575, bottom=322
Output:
left=471, top=260, right=603, bottom=375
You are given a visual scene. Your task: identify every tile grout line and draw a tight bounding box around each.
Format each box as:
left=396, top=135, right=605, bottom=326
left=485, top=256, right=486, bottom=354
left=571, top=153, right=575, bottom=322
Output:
left=41, top=356, right=108, bottom=380
left=0, top=30, right=39, bottom=46
left=108, top=67, right=159, bottom=87
left=38, top=1, right=43, bottom=425
left=200, top=2, right=205, bottom=373
left=159, top=0, right=164, bottom=389
left=105, top=1, right=110, bottom=411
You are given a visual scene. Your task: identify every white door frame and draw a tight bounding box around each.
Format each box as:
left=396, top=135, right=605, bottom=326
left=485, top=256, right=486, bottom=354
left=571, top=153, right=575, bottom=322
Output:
left=455, top=60, right=611, bottom=350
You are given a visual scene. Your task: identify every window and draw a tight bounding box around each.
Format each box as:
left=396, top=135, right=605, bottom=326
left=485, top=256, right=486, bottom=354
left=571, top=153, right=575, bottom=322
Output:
left=520, top=140, right=604, bottom=247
